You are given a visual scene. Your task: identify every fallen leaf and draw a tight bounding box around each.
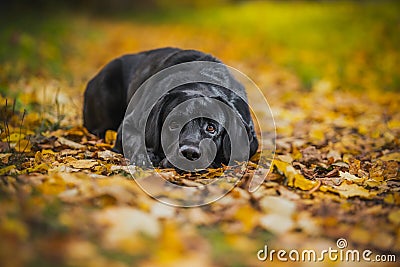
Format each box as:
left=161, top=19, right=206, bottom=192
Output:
left=93, top=207, right=160, bottom=248
left=14, top=139, right=31, bottom=152
left=369, top=160, right=385, bottom=182
left=150, top=202, right=176, bottom=219
left=21, top=163, right=50, bottom=174
left=105, top=130, right=117, bottom=145
left=260, top=196, right=296, bottom=217
left=259, top=214, right=294, bottom=234
left=380, top=152, right=400, bottom=162
left=349, top=227, right=370, bottom=245
left=321, top=181, right=375, bottom=198
left=301, top=146, right=322, bottom=163
left=97, top=150, right=118, bottom=161
left=0, top=165, right=16, bottom=175
left=0, top=153, right=12, bottom=164
left=388, top=210, right=400, bottom=225
left=57, top=137, right=85, bottom=150
left=2, top=132, right=25, bottom=143
left=339, top=171, right=364, bottom=184
left=274, top=159, right=318, bottom=190
left=69, top=159, right=98, bottom=169
left=232, top=204, right=260, bottom=233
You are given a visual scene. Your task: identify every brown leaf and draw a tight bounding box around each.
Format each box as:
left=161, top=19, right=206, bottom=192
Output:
left=57, top=137, right=85, bottom=150
left=321, top=181, right=375, bottom=199
left=69, top=159, right=98, bottom=169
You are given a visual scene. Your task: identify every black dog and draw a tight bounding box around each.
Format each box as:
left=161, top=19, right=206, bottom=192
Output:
left=83, top=47, right=258, bottom=169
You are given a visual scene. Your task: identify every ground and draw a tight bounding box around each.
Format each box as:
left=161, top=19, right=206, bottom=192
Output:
left=0, top=1, right=399, bottom=267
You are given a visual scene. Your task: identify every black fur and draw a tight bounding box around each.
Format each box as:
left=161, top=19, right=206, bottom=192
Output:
left=83, top=47, right=258, bottom=168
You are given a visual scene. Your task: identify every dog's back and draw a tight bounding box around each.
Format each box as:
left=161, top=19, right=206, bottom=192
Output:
left=83, top=47, right=218, bottom=138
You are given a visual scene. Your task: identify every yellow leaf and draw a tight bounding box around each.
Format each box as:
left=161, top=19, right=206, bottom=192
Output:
left=150, top=202, right=176, bottom=219
left=95, top=143, right=112, bottom=149
left=22, top=163, right=50, bottom=174
left=388, top=119, right=400, bottom=130
left=233, top=204, right=260, bottom=233
left=260, top=214, right=294, bottom=234
left=2, top=132, right=25, bottom=143
left=65, top=240, right=97, bottom=261
left=42, top=149, right=56, bottom=155
left=384, top=194, right=395, bottom=204
left=293, top=174, right=318, bottom=190
left=39, top=176, right=67, bottom=195
left=384, top=161, right=399, bottom=180
left=0, top=165, right=16, bottom=175
left=260, top=196, right=296, bottom=217
left=15, top=139, right=31, bottom=152
left=309, top=127, right=325, bottom=142
left=388, top=210, right=400, bottom=225
left=66, top=126, right=85, bottom=137
left=291, top=145, right=302, bottom=160
left=24, top=113, right=40, bottom=128
left=93, top=207, right=160, bottom=250
left=105, top=130, right=117, bottom=145
left=369, top=161, right=385, bottom=182
left=380, top=152, right=400, bottom=162
left=325, top=181, right=374, bottom=199
left=349, top=227, right=370, bottom=245
left=365, top=179, right=381, bottom=187
left=274, top=159, right=317, bottom=190
left=156, top=221, right=184, bottom=263
left=277, top=154, right=293, bottom=163
left=358, top=125, right=368, bottom=135
left=1, top=218, right=28, bottom=240
left=70, top=159, right=98, bottom=169
left=339, top=171, right=364, bottom=184
left=0, top=153, right=12, bottom=164
left=57, top=137, right=85, bottom=150
left=97, top=150, right=117, bottom=161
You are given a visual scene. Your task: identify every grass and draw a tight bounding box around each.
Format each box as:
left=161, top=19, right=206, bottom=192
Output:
left=159, top=1, right=400, bottom=91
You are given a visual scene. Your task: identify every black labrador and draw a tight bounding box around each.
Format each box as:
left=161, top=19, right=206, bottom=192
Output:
left=83, top=47, right=258, bottom=169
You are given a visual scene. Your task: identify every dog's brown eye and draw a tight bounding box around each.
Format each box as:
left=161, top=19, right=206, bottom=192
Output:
left=206, top=124, right=216, bottom=134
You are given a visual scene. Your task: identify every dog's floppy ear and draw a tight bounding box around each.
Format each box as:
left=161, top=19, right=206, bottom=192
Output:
left=144, top=94, right=171, bottom=155
left=213, top=95, right=258, bottom=163
left=222, top=116, right=257, bottom=163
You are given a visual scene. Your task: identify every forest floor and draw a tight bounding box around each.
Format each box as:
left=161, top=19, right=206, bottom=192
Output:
left=0, top=2, right=399, bottom=266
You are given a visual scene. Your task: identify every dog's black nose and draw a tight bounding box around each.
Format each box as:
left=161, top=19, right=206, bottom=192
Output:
left=180, top=145, right=201, bottom=160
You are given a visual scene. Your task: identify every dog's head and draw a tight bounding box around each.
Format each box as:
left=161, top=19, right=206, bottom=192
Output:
left=145, top=83, right=258, bottom=170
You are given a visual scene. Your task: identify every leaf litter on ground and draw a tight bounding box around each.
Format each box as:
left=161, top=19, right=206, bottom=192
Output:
left=1, top=3, right=400, bottom=266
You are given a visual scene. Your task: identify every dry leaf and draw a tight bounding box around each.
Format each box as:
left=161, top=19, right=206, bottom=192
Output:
left=259, top=214, right=294, bottom=234
left=93, top=207, right=160, bottom=246
left=0, top=165, right=16, bottom=175
left=14, top=139, right=31, bottom=152
left=380, top=152, right=400, bottom=162
left=69, top=159, right=98, bottom=169
left=274, top=159, right=318, bottom=190
left=260, top=196, right=296, bottom=217
left=97, top=150, right=118, bottom=161
left=339, top=171, right=364, bottom=184
left=150, top=202, right=176, bottom=219
left=388, top=210, right=400, bottom=225
left=57, top=137, right=85, bottom=150
left=321, top=182, right=374, bottom=198
left=105, top=130, right=117, bottom=145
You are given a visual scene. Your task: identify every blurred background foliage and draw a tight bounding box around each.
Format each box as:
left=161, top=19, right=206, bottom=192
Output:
left=0, top=0, right=399, bottom=94
left=0, top=2, right=399, bottom=266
